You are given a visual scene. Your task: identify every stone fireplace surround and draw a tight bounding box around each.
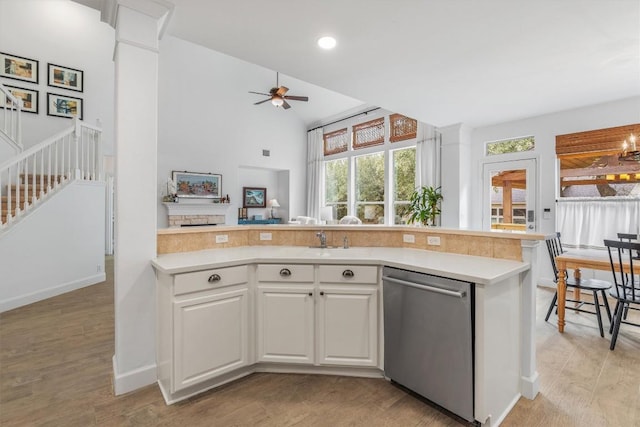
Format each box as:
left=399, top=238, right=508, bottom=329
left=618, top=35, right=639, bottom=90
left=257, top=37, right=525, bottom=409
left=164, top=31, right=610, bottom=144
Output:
left=163, top=202, right=229, bottom=227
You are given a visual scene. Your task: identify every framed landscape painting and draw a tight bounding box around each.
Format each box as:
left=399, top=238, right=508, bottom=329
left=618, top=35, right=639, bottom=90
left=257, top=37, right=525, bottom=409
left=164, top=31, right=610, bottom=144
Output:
left=3, top=85, right=38, bottom=114
left=47, top=63, right=83, bottom=92
left=47, top=93, right=83, bottom=119
left=243, top=187, right=266, bottom=208
left=172, top=171, right=222, bottom=199
left=0, top=52, right=39, bottom=84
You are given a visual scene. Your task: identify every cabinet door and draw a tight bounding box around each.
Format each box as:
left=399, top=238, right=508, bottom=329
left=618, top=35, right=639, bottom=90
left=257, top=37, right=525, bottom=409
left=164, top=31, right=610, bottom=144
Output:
left=257, top=285, right=315, bottom=364
left=173, top=287, right=249, bottom=392
left=317, top=286, right=378, bottom=366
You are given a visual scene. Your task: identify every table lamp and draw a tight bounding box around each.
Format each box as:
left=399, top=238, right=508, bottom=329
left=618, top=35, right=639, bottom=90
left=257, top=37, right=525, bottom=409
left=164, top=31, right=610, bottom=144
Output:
left=269, top=199, right=280, bottom=219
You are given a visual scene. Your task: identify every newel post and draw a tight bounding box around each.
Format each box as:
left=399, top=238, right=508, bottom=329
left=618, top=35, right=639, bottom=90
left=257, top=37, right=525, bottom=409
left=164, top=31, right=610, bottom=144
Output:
left=73, top=118, right=81, bottom=180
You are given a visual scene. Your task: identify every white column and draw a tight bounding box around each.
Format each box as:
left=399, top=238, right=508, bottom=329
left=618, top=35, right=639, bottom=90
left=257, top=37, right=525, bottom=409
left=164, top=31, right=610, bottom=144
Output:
left=109, top=0, right=172, bottom=395
left=519, top=239, right=540, bottom=399
left=439, top=123, right=471, bottom=228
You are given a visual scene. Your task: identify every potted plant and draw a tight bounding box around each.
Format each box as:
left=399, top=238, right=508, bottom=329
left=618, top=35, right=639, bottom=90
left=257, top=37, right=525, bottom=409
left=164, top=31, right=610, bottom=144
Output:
left=407, top=186, right=443, bottom=226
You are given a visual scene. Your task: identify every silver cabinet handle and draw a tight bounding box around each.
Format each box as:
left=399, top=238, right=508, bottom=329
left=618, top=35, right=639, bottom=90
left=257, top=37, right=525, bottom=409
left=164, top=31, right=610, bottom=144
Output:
left=342, top=269, right=354, bottom=278
left=208, top=274, right=221, bottom=283
left=279, top=268, right=291, bottom=277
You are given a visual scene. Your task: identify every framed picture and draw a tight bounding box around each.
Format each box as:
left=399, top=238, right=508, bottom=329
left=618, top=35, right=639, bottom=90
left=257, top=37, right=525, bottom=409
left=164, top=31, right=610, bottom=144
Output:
left=47, top=63, right=83, bottom=92
left=47, top=92, right=83, bottom=119
left=243, top=187, right=266, bottom=208
left=172, top=171, right=222, bottom=199
left=0, top=52, right=39, bottom=84
left=3, top=85, right=38, bottom=114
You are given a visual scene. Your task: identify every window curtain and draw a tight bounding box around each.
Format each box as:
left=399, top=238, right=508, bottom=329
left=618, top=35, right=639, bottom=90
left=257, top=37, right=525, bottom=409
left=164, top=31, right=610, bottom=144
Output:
left=416, top=124, right=441, bottom=189
left=306, top=128, right=324, bottom=220
left=557, top=198, right=640, bottom=249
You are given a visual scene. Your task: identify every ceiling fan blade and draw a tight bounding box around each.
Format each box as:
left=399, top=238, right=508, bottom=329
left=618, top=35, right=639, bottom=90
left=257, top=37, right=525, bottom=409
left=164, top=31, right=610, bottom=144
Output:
left=249, top=91, right=270, bottom=96
left=282, top=100, right=291, bottom=110
left=283, top=95, right=308, bottom=102
left=276, top=86, right=289, bottom=97
left=254, top=98, right=271, bottom=105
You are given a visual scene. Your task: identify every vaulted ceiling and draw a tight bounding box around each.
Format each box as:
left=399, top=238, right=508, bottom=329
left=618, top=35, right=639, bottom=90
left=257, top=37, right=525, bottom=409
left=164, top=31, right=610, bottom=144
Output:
left=79, top=0, right=640, bottom=128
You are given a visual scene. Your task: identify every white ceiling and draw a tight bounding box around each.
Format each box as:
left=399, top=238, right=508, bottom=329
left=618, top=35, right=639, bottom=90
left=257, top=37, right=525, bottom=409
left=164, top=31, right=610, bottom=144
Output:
left=85, top=0, right=640, bottom=128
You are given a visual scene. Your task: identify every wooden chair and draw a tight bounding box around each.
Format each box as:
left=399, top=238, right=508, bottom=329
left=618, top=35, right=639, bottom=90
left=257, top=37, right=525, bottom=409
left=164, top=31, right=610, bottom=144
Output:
left=604, top=239, right=640, bottom=350
left=544, top=233, right=612, bottom=337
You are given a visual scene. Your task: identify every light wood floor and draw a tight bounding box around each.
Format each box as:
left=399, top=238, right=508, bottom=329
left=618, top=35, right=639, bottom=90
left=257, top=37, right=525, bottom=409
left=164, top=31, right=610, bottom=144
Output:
left=1, top=257, right=639, bottom=426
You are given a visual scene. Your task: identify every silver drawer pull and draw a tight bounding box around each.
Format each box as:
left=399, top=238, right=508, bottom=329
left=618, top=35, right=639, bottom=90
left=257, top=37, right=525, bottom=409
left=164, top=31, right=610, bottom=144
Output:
left=208, top=274, right=221, bottom=283
left=279, top=268, right=292, bottom=277
left=342, top=269, right=354, bottom=278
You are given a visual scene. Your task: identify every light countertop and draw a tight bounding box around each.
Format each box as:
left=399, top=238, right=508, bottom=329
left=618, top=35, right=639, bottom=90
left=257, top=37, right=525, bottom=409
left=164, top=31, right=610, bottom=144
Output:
left=151, top=246, right=530, bottom=285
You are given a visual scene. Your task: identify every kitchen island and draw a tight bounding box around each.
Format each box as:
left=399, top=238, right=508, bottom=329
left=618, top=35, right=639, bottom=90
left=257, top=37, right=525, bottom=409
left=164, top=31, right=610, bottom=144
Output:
left=153, top=228, right=542, bottom=427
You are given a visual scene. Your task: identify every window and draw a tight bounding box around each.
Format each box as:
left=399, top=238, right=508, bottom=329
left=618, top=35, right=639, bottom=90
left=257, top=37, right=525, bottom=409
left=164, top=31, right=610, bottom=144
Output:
left=389, top=114, right=417, bottom=142
left=392, top=147, right=416, bottom=224
left=486, top=136, right=534, bottom=156
left=353, top=118, right=385, bottom=149
left=556, top=124, right=640, bottom=198
left=322, top=112, right=424, bottom=225
left=355, top=152, right=385, bottom=223
left=324, top=158, right=348, bottom=219
left=323, top=128, right=348, bottom=156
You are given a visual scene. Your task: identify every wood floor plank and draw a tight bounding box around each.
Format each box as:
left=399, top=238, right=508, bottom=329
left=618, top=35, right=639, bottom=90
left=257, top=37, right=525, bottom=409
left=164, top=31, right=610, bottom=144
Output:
left=1, top=259, right=639, bottom=426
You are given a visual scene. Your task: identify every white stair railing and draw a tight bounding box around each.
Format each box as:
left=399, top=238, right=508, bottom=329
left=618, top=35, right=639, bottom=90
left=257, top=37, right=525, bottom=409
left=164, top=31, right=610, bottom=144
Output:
left=0, top=119, right=102, bottom=229
left=0, top=83, right=23, bottom=151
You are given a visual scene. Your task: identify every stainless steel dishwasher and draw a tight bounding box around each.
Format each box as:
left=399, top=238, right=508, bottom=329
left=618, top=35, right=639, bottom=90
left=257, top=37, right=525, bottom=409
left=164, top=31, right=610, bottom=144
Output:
left=382, top=266, right=474, bottom=423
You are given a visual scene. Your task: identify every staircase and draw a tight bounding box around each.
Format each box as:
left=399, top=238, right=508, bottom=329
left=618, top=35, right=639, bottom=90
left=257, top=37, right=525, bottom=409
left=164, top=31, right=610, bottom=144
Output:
left=0, top=112, right=103, bottom=231
left=1, top=174, right=64, bottom=222
left=1, top=80, right=106, bottom=312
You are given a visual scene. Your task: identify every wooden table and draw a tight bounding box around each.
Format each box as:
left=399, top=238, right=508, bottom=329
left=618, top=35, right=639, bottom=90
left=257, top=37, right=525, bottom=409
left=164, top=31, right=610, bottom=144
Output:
left=555, top=249, right=628, bottom=333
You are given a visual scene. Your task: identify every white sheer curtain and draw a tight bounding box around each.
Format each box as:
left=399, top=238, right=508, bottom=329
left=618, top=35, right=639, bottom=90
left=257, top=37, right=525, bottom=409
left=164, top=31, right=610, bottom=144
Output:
left=306, top=128, right=324, bottom=220
left=415, top=124, right=441, bottom=189
left=557, top=197, right=640, bottom=249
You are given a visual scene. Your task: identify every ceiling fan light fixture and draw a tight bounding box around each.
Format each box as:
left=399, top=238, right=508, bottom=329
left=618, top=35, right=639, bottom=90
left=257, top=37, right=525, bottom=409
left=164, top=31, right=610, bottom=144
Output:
left=317, top=36, right=337, bottom=50
left=271, top=95, right=284, bottom=107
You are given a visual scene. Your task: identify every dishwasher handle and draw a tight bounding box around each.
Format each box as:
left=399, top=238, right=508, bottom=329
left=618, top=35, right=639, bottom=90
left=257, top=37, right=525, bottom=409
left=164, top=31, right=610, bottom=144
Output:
left=382, top=275, right=467, bottom=298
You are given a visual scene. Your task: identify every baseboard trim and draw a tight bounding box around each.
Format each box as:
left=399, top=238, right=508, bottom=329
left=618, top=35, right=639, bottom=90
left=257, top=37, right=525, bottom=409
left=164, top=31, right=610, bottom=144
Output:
left=0, top=272, right=106, bottom=312
left=537, top=277, right=556, bottom=289
left=112, top=355, right=158, bottom=395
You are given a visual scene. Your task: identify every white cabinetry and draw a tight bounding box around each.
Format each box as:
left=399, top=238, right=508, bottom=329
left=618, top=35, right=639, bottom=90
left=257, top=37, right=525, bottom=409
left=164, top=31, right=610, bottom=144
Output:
left=256, top=264, right=315, bottom=363
left=256, top=263, right=378, bottom=367
left=317, top=265, right=378, bottom=366
left=157, top=265, right=250, bottom=395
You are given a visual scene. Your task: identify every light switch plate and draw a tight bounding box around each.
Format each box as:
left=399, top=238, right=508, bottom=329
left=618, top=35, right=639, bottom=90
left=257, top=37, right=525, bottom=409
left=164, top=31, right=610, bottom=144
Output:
left=427, top=236, right=441, bottom=246
left=216, top=234, right=229, bottom=243
left=260, top=232, right=272, bottom=241
left=403, top=234, right=415, bottom=243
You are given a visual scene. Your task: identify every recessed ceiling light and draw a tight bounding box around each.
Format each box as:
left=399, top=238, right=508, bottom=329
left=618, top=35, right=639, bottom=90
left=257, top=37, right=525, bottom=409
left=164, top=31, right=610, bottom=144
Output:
left=317, top=36, right=337, bottom=50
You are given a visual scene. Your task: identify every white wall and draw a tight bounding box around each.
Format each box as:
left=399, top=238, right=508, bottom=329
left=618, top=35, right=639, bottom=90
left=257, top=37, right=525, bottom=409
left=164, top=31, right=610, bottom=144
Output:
left=469, top=96, right=640, bottom=233
left=0, top=181, right=106, bottom=311
left=157, top=36, right=307, bottom=228
left=465, top=96, right=640, bottom=284
left=0, top=0, right=115, bottom=152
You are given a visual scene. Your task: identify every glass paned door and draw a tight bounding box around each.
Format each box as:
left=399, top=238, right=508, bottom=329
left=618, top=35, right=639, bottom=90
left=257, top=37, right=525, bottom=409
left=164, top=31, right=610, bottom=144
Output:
left=482, top=159, right=537, bottom=232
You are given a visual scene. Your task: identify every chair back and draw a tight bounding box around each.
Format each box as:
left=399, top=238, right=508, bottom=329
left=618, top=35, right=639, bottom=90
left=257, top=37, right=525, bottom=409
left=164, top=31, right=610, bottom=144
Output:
left=617, top=233, right=638, bottom=242
left=617, top=233, right=639, bottom=256
left=545, top=232, right=565, bottom=282
left=604, top=239, right=640, bottom=302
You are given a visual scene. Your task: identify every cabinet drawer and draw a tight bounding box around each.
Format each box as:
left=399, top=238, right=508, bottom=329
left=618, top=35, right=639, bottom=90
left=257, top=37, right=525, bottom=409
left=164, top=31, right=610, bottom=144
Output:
left=174, top=265, right=248, bottom=295
left=318, top=265, right=378, bottom=284
left=257, top=264, right=314, bottom=283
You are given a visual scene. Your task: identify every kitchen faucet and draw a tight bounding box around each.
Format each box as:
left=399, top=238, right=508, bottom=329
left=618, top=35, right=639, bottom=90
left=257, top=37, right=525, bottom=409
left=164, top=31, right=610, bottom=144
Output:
left=316, top=230, right=327, bottom=248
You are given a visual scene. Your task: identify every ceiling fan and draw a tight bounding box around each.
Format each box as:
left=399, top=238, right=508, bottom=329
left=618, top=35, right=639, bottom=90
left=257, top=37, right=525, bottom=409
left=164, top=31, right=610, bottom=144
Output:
left=249, top=72, right=309, bottom=110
